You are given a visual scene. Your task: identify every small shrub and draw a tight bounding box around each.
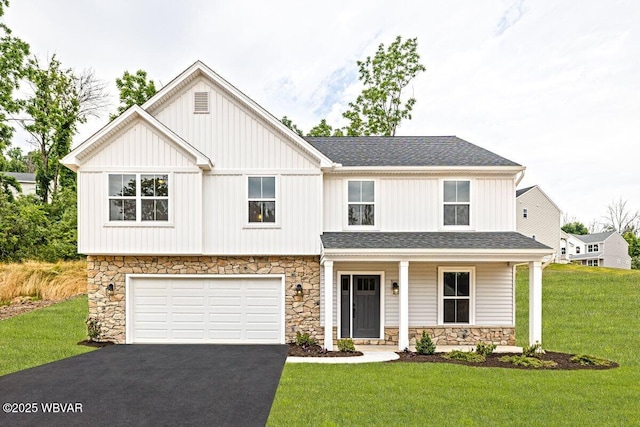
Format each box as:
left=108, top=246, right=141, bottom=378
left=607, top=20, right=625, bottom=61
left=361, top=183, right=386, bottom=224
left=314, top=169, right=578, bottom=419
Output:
left=499, top=355, right=557, bottom=368
left=522, top=342, right=543, bottom=358
left=570, top=354, right=611, bottom=367
left=475, top=342, right=497, bottom=357
left=337, top=338, right=356, bottom=353
left=442, top=350, right=486, bottom=363
left=86, top=317, right=101, bottom=341
left=295, top=331, right=316, bottom=347
left=415, top=331, right=436, bottom=355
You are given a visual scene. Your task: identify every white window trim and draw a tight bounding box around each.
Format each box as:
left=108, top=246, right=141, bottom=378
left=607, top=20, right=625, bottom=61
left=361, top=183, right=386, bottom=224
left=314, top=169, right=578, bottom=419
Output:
left=336, top=270, right=385, bottom=340
left=437, top=266, right=476, bottom=325
left=439, top=179, right=473, bottom=230
left=193, top=91, right=210, bottom=114
left=105, top=172, right=174, bottom=227
left=523, top=208, right=528, bottom=218
left=244, top=175, right=280, bottom=229
left=344, top=179, right=378, bottom=230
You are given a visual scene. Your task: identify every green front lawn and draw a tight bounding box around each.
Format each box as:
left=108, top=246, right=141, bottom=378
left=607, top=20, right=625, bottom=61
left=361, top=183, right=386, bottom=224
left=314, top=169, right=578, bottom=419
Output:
left=0, top=295, right=94, bottom=376
left=268, top=265, right=640, bottom=426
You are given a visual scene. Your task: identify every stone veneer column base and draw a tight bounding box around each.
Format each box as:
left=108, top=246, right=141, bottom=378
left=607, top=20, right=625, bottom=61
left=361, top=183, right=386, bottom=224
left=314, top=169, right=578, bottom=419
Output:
left=87, top=255, right=321, bottom=344
left=328, top=327, right=515, bottom=346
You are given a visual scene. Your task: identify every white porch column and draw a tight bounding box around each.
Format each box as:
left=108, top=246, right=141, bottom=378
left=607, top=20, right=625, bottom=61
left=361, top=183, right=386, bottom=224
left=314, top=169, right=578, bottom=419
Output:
left=398, top=261, right=409, bottom=350
left=323, top=261, right=334, bottom=351
left=529, top=261, right=543, bottom=346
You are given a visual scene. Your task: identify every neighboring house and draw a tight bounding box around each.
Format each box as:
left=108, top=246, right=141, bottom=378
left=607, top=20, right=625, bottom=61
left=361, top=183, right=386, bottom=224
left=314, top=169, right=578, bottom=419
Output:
left=515, top=185, right=562, bottom=262
left=566, top=231, right=631, bottom=270
left=61, top=61, right=552, bottom=350
left=3, top=172, right=37, bottom=196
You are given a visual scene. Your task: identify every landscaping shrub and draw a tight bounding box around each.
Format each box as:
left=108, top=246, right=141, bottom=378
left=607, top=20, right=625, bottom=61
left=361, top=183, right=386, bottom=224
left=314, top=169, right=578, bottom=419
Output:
left=522, top=342, right=543, bottom=358
left=499, top=355, right=557, bottom=368
left=0, top=260, right=87, bottom=303
left=475, top=342, right=496, bottom=357
left=415, top=331, right=436, bottom=355
left=442, top=350, right=486, bottom=363
left=570, top=354, right=611, bottom=367
left=337, top=338, right=356, bottom=352
left=86, top=317, right=101, bottom=341
left=295, top=331, right=316, bottom=347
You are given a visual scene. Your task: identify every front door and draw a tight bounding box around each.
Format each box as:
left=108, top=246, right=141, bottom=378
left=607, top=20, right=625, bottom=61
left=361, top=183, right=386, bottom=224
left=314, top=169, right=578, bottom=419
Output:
left=340, top=275, right=380, bottom=338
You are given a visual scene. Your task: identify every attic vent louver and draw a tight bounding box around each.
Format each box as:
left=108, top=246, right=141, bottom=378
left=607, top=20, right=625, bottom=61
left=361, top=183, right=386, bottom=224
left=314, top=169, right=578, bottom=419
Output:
left=194, top=91, right=209, bottom=113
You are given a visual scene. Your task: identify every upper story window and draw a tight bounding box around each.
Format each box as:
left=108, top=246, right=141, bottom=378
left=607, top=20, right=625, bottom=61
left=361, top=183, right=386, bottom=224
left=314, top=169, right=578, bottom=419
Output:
left=523, top=208, right=528, bottom=218
left=248, top=176, right=276, bottom=223
left=576, top=247, right=581, bottom=254
left=587, top=244, right=599, bottom=252
left=443, top=180, right=470, bottom=226
left=348, top=180, right=375, bottom=226
left=439, top=268, right=475, bottom=324
left=109, top=173, right=169, bottom=222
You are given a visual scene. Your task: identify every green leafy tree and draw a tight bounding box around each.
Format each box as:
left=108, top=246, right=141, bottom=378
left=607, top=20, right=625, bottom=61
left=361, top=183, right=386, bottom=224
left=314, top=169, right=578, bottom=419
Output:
left=111, top=70, right=157, bottom=120
left=307, top=119, right=344, bottom=137
left=343, top=36, right=426, bottom=136
left=0, top=171, right=20, bottom=200
left=281, top=116, right=303, bottom=136
left=0, top=0, right=30, bottom=153
left=562, top=221, right=589, bottom=235
left=0, top=193, right=48, bottom=261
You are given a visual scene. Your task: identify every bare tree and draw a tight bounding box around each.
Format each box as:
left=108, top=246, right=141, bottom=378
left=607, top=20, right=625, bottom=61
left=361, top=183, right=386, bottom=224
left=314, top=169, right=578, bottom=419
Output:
left=603, top=198, right=639, bottom=234
left=74, top=68, right=110, bottom=120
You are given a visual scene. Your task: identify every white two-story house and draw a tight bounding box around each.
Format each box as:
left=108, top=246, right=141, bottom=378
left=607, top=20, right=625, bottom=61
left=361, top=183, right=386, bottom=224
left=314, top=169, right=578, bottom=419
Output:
left=565, top=231, right=631, bottom=269
left=62, top=61, right=551, bottom=350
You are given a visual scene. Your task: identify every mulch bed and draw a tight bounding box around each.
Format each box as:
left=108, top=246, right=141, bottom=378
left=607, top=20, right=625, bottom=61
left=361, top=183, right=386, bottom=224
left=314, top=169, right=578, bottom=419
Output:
left=0, top=298, right=56, bottom=321
left=287, top=343, right=363, bottom=357
left=390, top=351, right=618, bottom=370
left=77, top=340, right=115, bottom=348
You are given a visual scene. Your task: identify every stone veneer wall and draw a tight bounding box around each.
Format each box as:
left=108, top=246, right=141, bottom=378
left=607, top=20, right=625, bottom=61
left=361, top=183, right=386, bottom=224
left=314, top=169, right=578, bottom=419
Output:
left=87, top=255, right=321, bottom=344
left=342, top=327, right=515, bottom=346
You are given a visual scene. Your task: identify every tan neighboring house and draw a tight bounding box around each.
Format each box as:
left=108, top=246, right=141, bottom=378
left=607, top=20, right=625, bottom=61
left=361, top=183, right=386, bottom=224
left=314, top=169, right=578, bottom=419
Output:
left=565, top=231, right=631, bottom=269
left=516, top=185, right=562, bottom=262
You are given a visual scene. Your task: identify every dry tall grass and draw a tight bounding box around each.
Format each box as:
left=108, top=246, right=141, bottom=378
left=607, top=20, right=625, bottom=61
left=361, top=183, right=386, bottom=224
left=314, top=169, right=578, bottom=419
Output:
left=0, top=260, right=87, bottom=303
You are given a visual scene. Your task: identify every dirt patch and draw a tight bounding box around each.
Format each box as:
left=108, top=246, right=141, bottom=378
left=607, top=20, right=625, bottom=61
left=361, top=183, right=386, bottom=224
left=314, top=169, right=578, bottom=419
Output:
left=288, top=343, right=363, bottom=357
left=390, top=351, right=618, bottom=370
left=0, top=298, right=57, bottom=321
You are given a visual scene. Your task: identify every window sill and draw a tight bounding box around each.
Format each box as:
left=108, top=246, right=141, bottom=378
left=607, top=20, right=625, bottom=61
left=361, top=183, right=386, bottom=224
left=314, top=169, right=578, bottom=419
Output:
left=243, top=224, right=281, bottom=230
left=104, top=221, right=175, bottom=228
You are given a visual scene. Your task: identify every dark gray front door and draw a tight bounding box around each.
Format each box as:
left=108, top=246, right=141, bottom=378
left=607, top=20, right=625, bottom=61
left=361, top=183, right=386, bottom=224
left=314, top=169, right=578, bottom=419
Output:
left=353, top=275, right=380, bottom=338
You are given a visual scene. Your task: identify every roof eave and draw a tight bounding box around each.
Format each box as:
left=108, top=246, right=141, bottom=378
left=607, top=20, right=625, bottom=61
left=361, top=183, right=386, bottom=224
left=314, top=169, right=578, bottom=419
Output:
left=324, top=165, right=525, bottom=175
left=321, top=247, right=551, bottom=263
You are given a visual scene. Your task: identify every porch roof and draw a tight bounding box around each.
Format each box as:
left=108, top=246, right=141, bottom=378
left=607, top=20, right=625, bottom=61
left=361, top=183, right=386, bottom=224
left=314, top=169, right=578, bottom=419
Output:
left=320, top=232, right=552, bottom=263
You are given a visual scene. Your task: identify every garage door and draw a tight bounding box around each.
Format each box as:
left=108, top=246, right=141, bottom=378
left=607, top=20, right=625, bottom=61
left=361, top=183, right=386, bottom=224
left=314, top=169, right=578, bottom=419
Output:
left=128, top=276, right=284, bottom=344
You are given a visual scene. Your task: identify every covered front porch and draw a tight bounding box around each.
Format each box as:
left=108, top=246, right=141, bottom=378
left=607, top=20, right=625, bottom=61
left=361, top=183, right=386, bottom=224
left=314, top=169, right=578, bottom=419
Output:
left=319, top=232, right=551, bottom=351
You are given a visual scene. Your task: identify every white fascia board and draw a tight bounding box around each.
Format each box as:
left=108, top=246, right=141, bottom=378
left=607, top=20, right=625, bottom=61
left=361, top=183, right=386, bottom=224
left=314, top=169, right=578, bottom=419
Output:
left=321, top=248, right=552, bottom=263
left=324, top=165, right=525, bottom=175
left=61, top=106, right=213, bottom=172
left=142, top=60, right=335, bottom=168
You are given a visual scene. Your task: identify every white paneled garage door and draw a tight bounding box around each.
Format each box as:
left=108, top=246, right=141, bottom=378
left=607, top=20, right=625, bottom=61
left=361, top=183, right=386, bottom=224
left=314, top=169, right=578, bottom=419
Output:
left=128, top=276, right=284, bottom=344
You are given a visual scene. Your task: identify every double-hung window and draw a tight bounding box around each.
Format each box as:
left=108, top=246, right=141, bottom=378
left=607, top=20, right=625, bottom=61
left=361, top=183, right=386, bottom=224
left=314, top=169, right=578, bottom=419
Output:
left=439, top=268, right=474, bottom=324
left=109, top=173, right=169, bottom=222
left=248, top=176, right=276, bottom=223
left=443, top=180, right=470, bottom=226
left=587, top=244, right=599, bottom=252
left=348, top=180, right=375, bottom=226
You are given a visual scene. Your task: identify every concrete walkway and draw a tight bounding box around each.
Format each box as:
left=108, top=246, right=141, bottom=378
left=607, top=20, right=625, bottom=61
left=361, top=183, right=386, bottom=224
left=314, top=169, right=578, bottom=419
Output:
left=286, top=345, right=522, bottom=364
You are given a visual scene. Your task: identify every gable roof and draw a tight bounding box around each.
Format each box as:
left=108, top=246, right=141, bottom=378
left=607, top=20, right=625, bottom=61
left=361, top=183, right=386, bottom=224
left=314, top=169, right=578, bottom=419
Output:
left=61, top=105, right=213, bottom=172
left=141, top=60, right=335, bottom=168
left=3, top=172, right=35, bottom=183
left=515, top=184, right=562, bottom=213
left=516, top=185, right=535, bottom=197
left=305, top=136, right=521, bottom=168
left=571, top=231, right=617, bottom=244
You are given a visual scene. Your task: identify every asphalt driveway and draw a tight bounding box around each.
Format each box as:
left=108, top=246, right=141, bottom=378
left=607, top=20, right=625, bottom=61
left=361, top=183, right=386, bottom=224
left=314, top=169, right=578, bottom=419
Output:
left=0, top=344, right=288, bottom=426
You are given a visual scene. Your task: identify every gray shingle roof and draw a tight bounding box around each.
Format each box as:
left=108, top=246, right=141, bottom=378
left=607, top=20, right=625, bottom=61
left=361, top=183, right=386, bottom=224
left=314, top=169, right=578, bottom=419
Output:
left=321, top=232, right=551, bottom=250
left=516, top=185, right=536, bottom=197
left=304, top=136, right=520, bottom=167
left=2, top=172, right=36, bottom=183
left=571, top=231, right=616, bottom=244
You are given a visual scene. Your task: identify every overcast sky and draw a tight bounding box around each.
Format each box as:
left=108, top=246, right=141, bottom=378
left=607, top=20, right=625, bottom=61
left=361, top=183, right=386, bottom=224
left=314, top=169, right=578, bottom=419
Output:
left=4, top=0, right=639, bottom=227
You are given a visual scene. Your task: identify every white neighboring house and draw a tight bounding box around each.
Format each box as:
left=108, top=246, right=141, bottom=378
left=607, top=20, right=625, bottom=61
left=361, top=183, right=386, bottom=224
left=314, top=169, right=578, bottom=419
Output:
left=515, top=185, right=562, bottom=262
left=2, top=172, right=37, bottom=197
left=565, top=231, right=631, bottom=270
left=61, top=60, right=552, bottom=350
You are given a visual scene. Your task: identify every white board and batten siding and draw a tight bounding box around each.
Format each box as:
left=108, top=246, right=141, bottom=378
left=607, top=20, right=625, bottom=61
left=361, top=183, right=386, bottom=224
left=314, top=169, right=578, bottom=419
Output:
left=320, top=262, right=514, bottom=327
left=77, top=121, right=203, bottom=255
left=127, top=275, right=285, bottom=344
left=323, top=176, right=516, bottom=232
